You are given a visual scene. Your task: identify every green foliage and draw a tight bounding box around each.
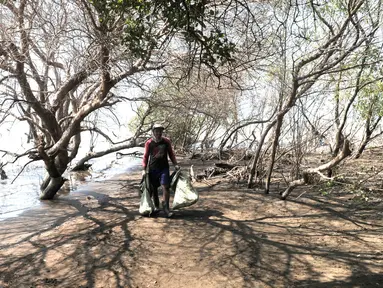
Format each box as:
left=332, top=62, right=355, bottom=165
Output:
left=356, top=78, right=383, bottom=120
left=320, top=189, right=330, bottom=196
left=88, top=0, right=236, bottom=65
left=128, top=102, right=206, bottom=147
left=319, top=180, right=336, bottom=196
left=127, top=102, right=150, bottom=133
left=325, top=180, right=336, bottom=188
left=348, top=185, right=372, bottom=203
left=128, top=71, right=238, bottom=148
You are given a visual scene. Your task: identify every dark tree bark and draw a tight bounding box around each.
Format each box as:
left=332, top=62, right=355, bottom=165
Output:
left=0, top=167, right=7, bottom=180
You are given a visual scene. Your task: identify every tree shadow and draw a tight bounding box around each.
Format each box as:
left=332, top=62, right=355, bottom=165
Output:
left=0, top=178, right=382, bottom=287
left=292, top=272, right=383, bottom=287
left=0, top=179, right=140, bottom=288
left=163, top=184, right=383, bottom=287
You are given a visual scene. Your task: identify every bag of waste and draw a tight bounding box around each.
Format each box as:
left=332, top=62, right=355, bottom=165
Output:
left=139, top=174, right=155, bottom=216
left=170, top=170, right=199, bottom=210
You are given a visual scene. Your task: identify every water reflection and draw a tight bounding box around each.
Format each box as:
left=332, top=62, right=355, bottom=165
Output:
left=0, top=151, right=142, bottom=221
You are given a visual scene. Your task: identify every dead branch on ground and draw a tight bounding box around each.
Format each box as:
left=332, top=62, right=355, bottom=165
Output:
left=280, top=140, right=352, bottom=200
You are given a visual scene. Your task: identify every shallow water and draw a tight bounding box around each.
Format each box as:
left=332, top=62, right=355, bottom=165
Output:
left=0, top=151, right=142, bottom=221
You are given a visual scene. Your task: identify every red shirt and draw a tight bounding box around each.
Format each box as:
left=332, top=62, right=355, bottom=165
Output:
left=142, top=137, right=177, bottom=171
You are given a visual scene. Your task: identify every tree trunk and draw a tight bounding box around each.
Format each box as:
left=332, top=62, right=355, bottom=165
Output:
left=40, top=157, right=69, bottom=200
left=354, top=138, right=369, bottom=159
left=354, top=115, right=382, bottom=159
left=40, top=176, right=66, bottom=200
left=0, top=167, right=7, bottom=180
left=332, top=130, right=345, bottom=157
left=264, top=114, right=283, bottom=194
left=40, top=174, right=51, bottom=191
left=247, top=121, right=276, bottom=188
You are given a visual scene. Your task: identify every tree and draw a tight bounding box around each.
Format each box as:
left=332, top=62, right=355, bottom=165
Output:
left=353, top=80, right=383, bottom=158
left=128, top=67, right=241, bottom=151
left=0, top=0, right=240, bottom=199
left=246, top=0, right=382, bottom=190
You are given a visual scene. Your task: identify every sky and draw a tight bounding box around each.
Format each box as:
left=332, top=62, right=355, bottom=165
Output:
left=0, top=99, right=138, bottom=170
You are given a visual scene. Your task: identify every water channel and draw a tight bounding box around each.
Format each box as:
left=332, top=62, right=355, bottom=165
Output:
left=0, top=149, right=142, bottom=221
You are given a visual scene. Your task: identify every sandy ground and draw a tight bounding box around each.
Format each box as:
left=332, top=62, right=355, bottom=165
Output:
left=0, top=156, right=383, bottom=288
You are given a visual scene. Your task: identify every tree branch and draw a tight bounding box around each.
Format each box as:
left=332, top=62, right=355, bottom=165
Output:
left=281, top=140, right=352, bottom=200
left=71, top=139, right=137, bottom=171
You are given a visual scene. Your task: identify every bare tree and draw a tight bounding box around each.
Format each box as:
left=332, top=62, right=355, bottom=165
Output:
left=247, top=0, right=381, bottom=190
left=0, top=0, right=242, bottom=199
left=127, top=67, right=244, bottom=151
left=353, top=95, right=383, bottom=158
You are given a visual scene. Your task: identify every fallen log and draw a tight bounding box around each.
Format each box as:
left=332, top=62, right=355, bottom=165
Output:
left=205, top=166, right=228, bottom=178
left=280, top=140, right=351, bottom=200
left=215, top=162, right=236, bottom=170
left=116, top=151, right=143, bottom=159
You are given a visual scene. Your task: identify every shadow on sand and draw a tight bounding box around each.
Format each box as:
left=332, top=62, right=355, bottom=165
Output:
left=0, top=176, right=382, bottom=287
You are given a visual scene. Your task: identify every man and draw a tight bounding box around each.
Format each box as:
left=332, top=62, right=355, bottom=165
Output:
left=142, top=123, right=179, bottom=217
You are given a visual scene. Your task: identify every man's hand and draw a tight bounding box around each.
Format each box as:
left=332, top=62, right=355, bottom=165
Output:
left=174, top=165, right=180, bottom=171
left=142, top=170, right=147, bottom=177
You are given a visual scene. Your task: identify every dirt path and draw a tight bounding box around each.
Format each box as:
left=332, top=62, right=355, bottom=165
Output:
left=1, top=160, right=383, bottom=288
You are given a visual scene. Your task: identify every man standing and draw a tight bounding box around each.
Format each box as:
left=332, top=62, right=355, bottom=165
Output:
left=142, top=123, right=179, bottom=217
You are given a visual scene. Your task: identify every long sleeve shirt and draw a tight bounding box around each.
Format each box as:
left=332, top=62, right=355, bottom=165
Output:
left=142, top=137, right=177, bottom=171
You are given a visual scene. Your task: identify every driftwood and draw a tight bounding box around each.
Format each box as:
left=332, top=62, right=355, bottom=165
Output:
left=195, top=162, right=247, bottom=181
left=116, top=151, right=143, bottom=159
left=188, top=150, right=233, bottom=161
left=215, top=162, right=236, bottom=170
left=189, top=152, right=220, bottom=160
left=280, top=140, right=352, bottom=200
left=226, top=166, right=248, bottom=182
left=205, top=166, right=228, bottom=178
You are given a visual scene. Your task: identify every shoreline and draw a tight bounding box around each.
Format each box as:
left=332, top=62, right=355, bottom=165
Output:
left=0, top=157, right=142, bottom=222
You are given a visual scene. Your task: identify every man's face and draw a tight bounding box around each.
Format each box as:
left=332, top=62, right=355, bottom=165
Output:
left=153, top=128, right=163, bottom=140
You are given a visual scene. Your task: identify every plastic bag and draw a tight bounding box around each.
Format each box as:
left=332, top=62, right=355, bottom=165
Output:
left=139, top=175, right=155, bottom=216
left=171, top=170, right=199, bottom=210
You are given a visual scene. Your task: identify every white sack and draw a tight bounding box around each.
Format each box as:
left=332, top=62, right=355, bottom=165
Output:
left=139, top=175, right=155, bottom=216
left=171, top=171, right=199, bottom=210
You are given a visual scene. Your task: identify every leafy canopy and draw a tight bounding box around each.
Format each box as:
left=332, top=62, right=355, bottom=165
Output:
left=89, top=0, right=236, bottom=65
